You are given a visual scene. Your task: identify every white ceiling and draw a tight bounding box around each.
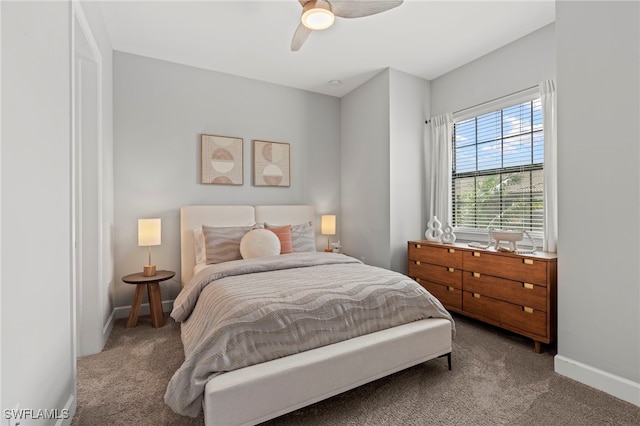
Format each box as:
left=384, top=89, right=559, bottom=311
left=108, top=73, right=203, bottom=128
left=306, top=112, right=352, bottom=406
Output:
left=100, top=0, right=555, bottom=97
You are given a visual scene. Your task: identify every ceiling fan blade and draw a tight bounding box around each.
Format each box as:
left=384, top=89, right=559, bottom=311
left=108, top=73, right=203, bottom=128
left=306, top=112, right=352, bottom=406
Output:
left=291, top=22, right=313, bottom=51
left=330, top=0, right=403, bottom=19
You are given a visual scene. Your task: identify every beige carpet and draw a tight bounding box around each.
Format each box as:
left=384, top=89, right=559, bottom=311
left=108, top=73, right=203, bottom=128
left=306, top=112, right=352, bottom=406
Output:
left=73, top=313, right=640, bottom=425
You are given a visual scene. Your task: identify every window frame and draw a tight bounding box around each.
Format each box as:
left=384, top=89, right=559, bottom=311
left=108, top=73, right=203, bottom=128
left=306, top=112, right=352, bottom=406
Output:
left=451, top=88, right=543, bottom=248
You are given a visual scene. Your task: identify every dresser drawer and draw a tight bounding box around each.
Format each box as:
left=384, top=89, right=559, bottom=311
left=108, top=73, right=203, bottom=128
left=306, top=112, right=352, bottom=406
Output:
left=415, top=280, right=462, bottom=311
left=407, top=239, right=556, bottom=352
left=463, top=271, right=547, bottom=312
left=409, top=262, right=462, bottom=289
left=463, top=251, right=548, bottom=285
left=463, top=291, right=547, bottom=338
left=408, top=243, right=462, bottom=269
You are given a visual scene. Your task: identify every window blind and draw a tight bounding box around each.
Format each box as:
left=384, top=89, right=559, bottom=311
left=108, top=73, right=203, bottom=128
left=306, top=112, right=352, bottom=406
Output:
left=452, top=97, right=544, bottom=235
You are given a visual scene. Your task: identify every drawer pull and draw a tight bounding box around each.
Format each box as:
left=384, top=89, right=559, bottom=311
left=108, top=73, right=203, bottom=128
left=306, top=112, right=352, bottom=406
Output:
left=416, top=244, right=421, bottom=249
left=448, top=248, right=455, bottom=253
left=523, top=259, right=534, bottom=265
left=473, top=272, right=481, bottom=278
left=473, top=293, right=481, bottom=298
left=415, top=260, right=421, bottom=265
left=473, top=252, right=481, bottom=257
left=448, top=286, right=455, bottom=292
left=523, top=283, right=534, bottom=290
left=448, top=267, right=455, bottom=272
left=523, top=306, right=534, bottom=314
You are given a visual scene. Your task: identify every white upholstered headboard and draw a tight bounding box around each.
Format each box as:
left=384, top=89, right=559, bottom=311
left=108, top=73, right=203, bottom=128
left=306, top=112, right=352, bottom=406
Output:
left=180, top=205, right=316, bottom=286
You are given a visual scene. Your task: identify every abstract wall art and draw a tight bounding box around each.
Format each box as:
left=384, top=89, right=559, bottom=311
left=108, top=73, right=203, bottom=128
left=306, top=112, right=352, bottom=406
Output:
left=252, top=140, right=290, bottom=187
left=201, top=134, right=243, bottom=185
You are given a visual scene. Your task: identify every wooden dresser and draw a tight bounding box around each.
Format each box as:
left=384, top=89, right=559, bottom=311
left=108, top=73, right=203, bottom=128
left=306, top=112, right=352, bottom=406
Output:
left=408, top=240, right=557, bottom=353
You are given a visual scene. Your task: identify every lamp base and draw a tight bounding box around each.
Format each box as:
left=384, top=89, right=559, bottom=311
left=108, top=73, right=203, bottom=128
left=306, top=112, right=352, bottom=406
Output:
left=143, top=264, right=157, bottom=277
left=324, top=248, right=333, bottom=252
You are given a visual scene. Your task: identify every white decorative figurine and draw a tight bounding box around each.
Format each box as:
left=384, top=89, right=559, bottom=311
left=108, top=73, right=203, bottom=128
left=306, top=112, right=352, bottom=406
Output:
left=425, top=216, right=443, bottom=242
left=441, top=223, right=457, bottom=244
left=490, top=229, right=523, bottom=251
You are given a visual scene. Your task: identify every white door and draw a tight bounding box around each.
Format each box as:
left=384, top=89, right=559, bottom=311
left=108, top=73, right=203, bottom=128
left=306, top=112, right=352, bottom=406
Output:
left=73, top=10, right=102, bottom=357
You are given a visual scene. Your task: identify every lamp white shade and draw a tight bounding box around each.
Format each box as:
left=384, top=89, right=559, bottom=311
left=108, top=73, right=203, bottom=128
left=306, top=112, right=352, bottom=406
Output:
left=138, top=218, right=161, bottom=246
left=321, top=215, right=336, bottom=236
left=301, top=1, right=335, bottom=30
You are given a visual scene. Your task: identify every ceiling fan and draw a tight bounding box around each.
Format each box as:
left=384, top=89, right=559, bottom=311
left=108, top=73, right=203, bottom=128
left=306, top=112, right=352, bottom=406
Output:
left=291, top=0, right=404, bottom=51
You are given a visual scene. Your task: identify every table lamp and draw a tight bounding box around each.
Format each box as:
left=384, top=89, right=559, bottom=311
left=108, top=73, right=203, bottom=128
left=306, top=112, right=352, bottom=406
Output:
left=138, top=218, right=161, bottom=276
left=321, top=215, right=336, bottom=252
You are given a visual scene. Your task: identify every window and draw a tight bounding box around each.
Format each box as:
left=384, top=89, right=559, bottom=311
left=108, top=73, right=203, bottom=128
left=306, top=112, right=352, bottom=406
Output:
left=452, top=96, right=543, bottom=238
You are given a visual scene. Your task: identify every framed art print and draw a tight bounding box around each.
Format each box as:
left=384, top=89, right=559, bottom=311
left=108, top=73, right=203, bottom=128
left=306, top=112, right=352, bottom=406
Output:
left=201, top=134, right=243, bottom=185
left=253, top=140, right=290, bottom=187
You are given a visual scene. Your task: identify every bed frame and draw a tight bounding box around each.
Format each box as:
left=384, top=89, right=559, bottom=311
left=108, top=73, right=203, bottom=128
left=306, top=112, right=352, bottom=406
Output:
left=179, top=205, right=452, bottom=426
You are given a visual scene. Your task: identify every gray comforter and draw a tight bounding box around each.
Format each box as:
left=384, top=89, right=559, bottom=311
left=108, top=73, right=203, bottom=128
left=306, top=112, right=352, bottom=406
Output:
left=165, top=252, right=454, bottom=417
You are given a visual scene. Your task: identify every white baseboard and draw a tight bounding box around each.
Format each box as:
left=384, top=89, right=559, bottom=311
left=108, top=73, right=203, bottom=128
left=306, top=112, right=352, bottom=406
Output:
left=55, top=393, right=75, bottom=426
left=102, top=309, right=116, bottom=348
left=554, top=355, right=640, bottom=407
left=112, top=299, right=175, bottom=320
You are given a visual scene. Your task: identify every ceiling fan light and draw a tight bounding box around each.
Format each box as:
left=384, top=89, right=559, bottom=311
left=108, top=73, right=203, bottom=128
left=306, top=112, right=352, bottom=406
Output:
left=302, top=2, right=335, bottom=30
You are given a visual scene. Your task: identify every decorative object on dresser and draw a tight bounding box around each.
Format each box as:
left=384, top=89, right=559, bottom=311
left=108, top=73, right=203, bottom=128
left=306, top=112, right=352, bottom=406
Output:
left=425, top=216, right=443, bottom=242
left=122, top=270, right=175, bottom=328
left=253, top=140, right=291, bottom=187
left=408, top=240, right=557, bottom=353
left=441, top=223, right=457, bottom=244
left=470, top=229, right=537, bottom=254
left=138, top=218, right=161, bottom=277
left=200, top=134, right=243, bottom=185
left=321, top=214, right=336, bottom=252
left=489, top=229, right=523, bottom=251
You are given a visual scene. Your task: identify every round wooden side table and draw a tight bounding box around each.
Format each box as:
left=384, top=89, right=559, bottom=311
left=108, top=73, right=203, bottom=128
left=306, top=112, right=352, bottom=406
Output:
left=122, top=270, right=175, bottom=328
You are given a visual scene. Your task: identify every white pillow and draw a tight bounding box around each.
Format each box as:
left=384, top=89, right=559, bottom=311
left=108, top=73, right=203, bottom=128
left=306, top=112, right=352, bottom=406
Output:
left=240, top=229, right=281, bottom=259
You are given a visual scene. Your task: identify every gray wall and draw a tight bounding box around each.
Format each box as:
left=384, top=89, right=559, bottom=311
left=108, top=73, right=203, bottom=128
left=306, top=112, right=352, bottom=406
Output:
left=113, top=52, right=341, bottom=307
left=555, top=0, right=639, bottom=405
left=431, top=23, right=556, bottom=116
left=341, top=71, right=391, bottom=267
left=1, top=0, right=75, bottom=417
left=389, top=69, right=430, bottom=273
left=340, top=68, right=429, bottom=272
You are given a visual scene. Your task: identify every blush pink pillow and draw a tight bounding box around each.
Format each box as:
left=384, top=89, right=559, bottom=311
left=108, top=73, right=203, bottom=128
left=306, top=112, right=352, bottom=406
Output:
left=268, top=225, right=293, bottom=254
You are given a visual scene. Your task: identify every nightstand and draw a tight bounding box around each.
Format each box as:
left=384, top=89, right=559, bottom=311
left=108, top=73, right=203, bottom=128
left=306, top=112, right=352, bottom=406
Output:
left=122, top=270, right=175, bottom=328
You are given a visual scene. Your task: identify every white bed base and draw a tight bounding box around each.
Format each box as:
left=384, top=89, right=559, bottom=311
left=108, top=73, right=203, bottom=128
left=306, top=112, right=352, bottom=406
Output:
left=204, top=319, right=451, bottom=426
left=179, top=205, right=453, bottom=426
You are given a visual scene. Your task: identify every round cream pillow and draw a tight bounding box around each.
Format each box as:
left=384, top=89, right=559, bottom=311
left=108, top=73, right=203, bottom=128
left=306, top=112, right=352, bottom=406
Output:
left=240, top=229, right=281, bottom=259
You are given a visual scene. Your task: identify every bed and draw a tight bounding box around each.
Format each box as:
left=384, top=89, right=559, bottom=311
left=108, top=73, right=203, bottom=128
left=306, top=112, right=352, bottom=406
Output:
left=166, top=205, right=454, bottom=426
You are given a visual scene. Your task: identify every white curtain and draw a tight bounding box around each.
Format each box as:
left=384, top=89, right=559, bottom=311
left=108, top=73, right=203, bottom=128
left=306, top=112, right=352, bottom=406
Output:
left=428, top=113, right=454, bottom=224
left=540, top=79, right=557, bottom=252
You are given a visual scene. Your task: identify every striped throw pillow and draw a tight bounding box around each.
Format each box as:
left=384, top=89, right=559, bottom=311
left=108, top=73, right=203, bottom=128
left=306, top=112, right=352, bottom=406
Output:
left=202, top=224, right=261, bottom=264
left=267, top=225, right=293, bottom=254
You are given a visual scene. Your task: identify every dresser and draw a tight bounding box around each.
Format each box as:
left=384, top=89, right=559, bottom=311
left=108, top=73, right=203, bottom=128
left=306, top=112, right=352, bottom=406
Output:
left=408, top=241, right=557, bottom=353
